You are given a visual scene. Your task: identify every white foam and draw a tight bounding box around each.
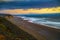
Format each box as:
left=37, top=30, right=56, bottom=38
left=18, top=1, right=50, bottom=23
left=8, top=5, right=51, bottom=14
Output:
left=20, top=16, right=60, bottom=29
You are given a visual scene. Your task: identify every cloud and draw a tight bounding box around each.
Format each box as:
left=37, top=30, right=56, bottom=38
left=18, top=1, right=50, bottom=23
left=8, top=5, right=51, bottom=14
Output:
left=0, top=6, right=60, bottom=14
left=0, top=0, right=54, bottom=2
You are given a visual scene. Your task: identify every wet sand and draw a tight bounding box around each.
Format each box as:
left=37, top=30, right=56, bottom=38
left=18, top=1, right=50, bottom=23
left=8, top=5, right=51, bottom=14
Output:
left=6, top=16, right=60, bottom=40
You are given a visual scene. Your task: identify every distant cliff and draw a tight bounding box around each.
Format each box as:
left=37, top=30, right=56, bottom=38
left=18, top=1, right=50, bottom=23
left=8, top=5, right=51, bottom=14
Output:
left=0, top=13, right=13, bottom=18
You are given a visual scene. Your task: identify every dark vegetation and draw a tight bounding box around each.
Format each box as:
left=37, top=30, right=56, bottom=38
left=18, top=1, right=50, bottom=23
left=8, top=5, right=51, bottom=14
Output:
left=0, top=13, right=13, bottom=17
left=0, top=16, right=36, bottom=40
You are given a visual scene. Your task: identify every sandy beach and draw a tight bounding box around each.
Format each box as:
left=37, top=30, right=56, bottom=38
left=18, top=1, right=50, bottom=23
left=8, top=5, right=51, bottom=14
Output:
left=6, top=16, right=60, bottom=40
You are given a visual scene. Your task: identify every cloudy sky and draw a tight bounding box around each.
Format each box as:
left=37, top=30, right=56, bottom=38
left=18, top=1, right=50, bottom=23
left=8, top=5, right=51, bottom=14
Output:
left=0, top=7, right=60, bottom=14
left=0, top=0, right=60, bottom=14
left=0, top=0, right=57, bottom=2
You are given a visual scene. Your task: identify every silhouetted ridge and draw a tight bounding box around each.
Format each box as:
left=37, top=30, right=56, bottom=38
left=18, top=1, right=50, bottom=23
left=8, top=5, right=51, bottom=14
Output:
left=0, top=13, right=13, bottom=17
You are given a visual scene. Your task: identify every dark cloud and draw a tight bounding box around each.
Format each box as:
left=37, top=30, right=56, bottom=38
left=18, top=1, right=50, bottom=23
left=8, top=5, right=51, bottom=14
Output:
left=0, top=0, right=60, bottom=9
left=0, top=0, right=55, bottom=2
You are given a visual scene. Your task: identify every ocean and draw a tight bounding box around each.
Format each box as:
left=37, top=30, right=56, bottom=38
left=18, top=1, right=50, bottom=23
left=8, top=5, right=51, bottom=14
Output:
left=16, top=14, right=60, bottom=29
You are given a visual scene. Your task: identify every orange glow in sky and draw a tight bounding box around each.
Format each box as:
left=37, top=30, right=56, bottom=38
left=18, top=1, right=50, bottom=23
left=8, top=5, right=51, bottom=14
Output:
left=0, top=7, right=60, bottom=14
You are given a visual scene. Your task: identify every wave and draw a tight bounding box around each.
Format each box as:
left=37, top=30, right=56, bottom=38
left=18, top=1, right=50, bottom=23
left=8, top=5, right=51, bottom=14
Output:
left=19, top=16, right=60, bottom=29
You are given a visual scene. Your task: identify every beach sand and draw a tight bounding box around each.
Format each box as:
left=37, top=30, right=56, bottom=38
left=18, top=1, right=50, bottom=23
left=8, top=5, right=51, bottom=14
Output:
left=6, top=16, right=60, bottom=40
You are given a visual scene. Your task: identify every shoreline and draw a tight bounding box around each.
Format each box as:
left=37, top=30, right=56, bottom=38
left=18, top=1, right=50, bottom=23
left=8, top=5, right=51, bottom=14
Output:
left=19, top=16, right=60, bottom=30
left=30, top=22, right=60, bottom=29
left=18, top=16, right=60, bottom=29
left=6, top=16, right=60, bottom=40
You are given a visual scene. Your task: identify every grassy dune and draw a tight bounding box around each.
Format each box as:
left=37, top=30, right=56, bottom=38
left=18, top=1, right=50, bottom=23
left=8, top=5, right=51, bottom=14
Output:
left=0, top=17, right=36, bottom=40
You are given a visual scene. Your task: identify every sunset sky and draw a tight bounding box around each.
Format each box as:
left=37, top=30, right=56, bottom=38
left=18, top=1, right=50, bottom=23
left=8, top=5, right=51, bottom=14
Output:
left=0, top=7, right=60, bottom=14
left=0, top=0, right=60, bottom=14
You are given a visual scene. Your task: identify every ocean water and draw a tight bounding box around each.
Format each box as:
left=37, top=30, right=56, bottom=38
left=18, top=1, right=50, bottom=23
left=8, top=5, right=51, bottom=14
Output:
left=17, top=16, right=60, bottom=29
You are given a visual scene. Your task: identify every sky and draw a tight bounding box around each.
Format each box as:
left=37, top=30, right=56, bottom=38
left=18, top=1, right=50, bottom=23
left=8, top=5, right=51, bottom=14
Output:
left=0, top=0, right=60, bottom=9
left=0, top=0, right=55, bottom=1
left=0, top=7, right=60, bottom=14
left=0, top=0, right=60, bottom=14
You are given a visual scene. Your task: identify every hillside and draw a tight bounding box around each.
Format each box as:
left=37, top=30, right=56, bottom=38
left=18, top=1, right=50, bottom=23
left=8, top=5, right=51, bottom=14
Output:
left=0, top=17, right=36, bottom=40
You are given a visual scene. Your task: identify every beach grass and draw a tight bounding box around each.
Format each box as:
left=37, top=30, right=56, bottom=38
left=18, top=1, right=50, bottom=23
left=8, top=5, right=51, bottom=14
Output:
left=0, top=17, right=36, bottom=40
